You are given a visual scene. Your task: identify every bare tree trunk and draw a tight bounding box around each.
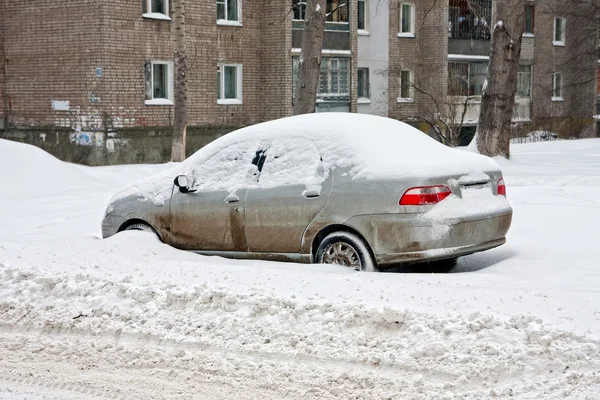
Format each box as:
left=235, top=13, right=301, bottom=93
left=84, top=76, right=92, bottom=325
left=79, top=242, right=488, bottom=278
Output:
left=293, top=0, right=326, bottom=115
left=171, top=0, right=188, bottom=162
left=476, top=0, right=525, bottom=158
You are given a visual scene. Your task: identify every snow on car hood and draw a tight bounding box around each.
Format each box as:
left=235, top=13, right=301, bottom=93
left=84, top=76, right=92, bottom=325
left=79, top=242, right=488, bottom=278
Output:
left=108, top=114, right=501, bottom=206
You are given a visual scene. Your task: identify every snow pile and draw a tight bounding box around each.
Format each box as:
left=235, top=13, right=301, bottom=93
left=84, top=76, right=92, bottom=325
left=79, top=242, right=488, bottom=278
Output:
left=2, top=137, right=600, bottom=398
left=1, top=265, right=599, bottom=399
left=0, top=139, right=88, bottom=195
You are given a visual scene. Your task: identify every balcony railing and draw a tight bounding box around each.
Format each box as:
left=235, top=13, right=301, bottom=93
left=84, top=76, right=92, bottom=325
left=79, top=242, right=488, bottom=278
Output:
left=449, top=0, right=492, bottom=40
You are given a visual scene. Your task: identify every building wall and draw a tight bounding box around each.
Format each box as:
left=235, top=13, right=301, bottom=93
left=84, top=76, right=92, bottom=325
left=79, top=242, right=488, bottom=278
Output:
left=357, top=0, right=390, bottom=116
left=260, top=0, right=293, bottom=121
left=531, top=0, right=597, bottom=136
left=2, top=0, right=103, bottom=129
left=99, top=0, right=274, bottom=131
left=387, top=0, right=448, bottom=122
left=2, top=0, right=292, bottom=133
left=0, top=0, right=6, bottom=130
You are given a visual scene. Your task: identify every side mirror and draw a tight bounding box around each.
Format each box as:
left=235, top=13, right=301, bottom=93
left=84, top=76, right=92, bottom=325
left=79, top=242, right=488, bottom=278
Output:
left=174, top=175, right=195, bottom=193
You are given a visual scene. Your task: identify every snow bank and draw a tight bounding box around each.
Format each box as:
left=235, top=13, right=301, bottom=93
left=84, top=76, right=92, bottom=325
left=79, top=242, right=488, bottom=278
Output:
left=3, top=136, right=600, bottom=398
left=0, top=139, right=88, bottom=195
left=1, top=265, right=599, bottom=399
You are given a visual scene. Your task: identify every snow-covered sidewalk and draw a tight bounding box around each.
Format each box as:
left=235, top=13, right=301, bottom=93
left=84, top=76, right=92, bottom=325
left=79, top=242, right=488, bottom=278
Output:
left=1, top=138, right=600, bottom=399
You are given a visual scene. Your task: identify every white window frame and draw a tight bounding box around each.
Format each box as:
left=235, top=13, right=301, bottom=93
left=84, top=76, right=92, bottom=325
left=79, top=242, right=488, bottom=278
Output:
left=142, top=0, right=171, bottom=21
left=358, top=0, right=370, bottom=35
left=552, top=72, right=563, bottom=101
left=516, top=64, right=532, bottom=98
left=217, top=0, right=242, bottom=26
left=145, top=61, right=174, bottom=106
left=553, top=17, right=566, bottom=46
left=319, top=57, right=350, bottom=97
left=397, top=70, right=414, bottom=102
left=357, top=67, right=370, bottom=103
left=398, top=3, right=415, bottom=38
left=217, top=64, right=243, bottom=105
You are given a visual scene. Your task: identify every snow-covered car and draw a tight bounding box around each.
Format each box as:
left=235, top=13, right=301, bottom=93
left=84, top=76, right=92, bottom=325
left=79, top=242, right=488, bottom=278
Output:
left=102, top=113, right=512, bottom=271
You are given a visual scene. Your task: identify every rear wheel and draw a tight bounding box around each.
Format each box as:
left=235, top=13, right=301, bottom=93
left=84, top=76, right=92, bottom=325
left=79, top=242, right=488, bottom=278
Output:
left=315, top=232, right=376, bottom=272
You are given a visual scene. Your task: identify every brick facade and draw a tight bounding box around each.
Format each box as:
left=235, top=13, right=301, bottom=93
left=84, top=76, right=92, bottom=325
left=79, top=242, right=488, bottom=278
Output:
left=387, top=0, right=449, bottom=122
left=0, top=0, right=597, bottom=165
left=0, top=2, right=5, bottom=130
left=0, top=0, right=301, bottom=134
left=530, top=0, right=598, bottom=135
left=383, top=0, right=598, bottom=138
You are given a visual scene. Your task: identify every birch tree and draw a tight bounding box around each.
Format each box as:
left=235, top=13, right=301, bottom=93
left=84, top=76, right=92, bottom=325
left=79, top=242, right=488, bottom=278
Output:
left=475, top=0, right=525, bottom=158
left=171, top=0, right=188, bottom=162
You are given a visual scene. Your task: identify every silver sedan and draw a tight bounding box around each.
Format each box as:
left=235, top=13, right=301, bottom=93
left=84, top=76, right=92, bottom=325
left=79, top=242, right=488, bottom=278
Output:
left=102, top=113, right=512, bottom=272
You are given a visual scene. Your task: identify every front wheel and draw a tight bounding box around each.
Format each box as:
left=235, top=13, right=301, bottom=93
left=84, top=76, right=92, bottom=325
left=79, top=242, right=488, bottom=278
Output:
left=315, top=232, right=377, bottom=272
left=123, top=222, right=159, bottom=239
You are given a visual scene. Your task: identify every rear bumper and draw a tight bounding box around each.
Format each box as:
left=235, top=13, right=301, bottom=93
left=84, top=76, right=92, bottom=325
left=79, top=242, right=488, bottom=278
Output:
left=376, top=237, right=506, bottom=265
left=344, top=209, right=513, bottom=265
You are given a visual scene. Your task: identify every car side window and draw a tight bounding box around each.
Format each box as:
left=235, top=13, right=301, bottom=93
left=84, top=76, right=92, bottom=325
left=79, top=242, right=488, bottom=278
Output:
left=258, top=138, right=324, bottom=188
left=187, top=141, right=257, bottom=192
left=251, top=149, right=268, bottom=173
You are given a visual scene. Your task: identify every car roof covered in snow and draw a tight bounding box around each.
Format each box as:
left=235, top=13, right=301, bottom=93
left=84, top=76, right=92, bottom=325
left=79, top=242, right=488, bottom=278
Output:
left=108, top=114, right=501, bottom=205
left=188, top=113, right=500, bottom=181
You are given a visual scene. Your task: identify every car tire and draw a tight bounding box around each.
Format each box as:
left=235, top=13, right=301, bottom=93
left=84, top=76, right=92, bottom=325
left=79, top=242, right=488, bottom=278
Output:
left=315, top=232, right=377, bottom=272
left=124, top=222, right=157, bottom=236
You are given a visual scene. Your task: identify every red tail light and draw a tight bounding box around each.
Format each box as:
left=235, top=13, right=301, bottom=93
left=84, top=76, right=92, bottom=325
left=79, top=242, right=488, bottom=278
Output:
left=399, top=185, right=452, bottom=206
left=498, top=178, right=506, bottom=196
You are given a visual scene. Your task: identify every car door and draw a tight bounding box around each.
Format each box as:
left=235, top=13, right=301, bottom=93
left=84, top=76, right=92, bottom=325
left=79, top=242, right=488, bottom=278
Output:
left=167, top=141, right=257, bottom=252
left=244, top=137, right=332, bottom=254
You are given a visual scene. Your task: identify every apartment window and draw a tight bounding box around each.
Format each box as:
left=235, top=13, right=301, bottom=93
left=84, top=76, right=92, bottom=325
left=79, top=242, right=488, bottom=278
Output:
left=144, top=61, right=173, bottom=105
left=448, top=0, right=492, bottom=40
left=448, top=61, right=487, bottom=96
left=292, top=57, right=349, bottom=101
left=524, top=4, right=535, bottom=35
left=217, top=0, right=241, bottom=24
left=552, top=72, right=563, bottom=100
left=142, top=0, right=170, bottom=20
left=358, top=68, right=370, bottom=100
left=399, top=3, right=415, bottom=37
left=517, top=64, right=532, bottom=98
left=319, top=58, right=350, bottom=95
left=358, top=0, right=368, bottom=32
left=292, top=0, right=306, bottom=20
left=399, top=70, right=413, bottom=101
left=553, top=17, right=566, bottom=46
left=217, top=64, right=243, bottom=104
left=326, top=0, right=349, bottom=23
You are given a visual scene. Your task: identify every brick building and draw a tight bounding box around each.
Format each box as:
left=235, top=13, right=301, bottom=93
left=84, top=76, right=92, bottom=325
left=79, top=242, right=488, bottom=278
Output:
left=0, top=0, right=598, bottom=164
left=357, top=0, right=599, bottom=144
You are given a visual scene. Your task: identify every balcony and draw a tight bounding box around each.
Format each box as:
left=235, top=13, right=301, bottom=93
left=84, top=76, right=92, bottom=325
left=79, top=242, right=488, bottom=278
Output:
left=448, top=0, right=492, bottom=56
left=292, top=0, right=350, bottom=51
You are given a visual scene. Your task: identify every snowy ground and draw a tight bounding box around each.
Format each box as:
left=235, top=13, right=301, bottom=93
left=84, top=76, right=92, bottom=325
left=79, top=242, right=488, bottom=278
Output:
left=1, top=138, right=600, bottom=399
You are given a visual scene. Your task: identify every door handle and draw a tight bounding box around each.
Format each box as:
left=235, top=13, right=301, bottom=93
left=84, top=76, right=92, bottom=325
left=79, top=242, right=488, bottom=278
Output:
left=224, top=193, right=240, bottom=203
left=303, top=189, right=320, bottom=198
